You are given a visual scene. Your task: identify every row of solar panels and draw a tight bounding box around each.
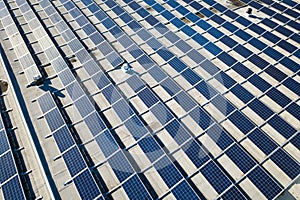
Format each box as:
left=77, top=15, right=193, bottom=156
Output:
left=0, top=108, right=25, bottom=199
left=0, top=1, right=41, bottom=84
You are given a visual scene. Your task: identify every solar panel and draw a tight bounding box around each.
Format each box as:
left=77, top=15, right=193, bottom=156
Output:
left=172, top=180, right=199, bottom=200
left=0, top=129, right=10, bottom=156
left=138, top=136, right=164, bottom=163
left=84, top=112, right=106, bottom=136
left=206, top=124, right=234, bottom=150
left=112, top=99, right=134, bottom=121
left=44, top=108, right=65, bottom=132
left=94, top=130, right=118, bottom=157
left=73, top=169, right=102, bottom=199
left=189, top=107, right=214, bottom=130
left=124, top=116, right=148, bottom=140
left=182, top=140, right=210, bottom=168
left=150, top=102, right=174, bottom=125
left=247, top=166, right=282, bottom=199
left=165, top=120, right=191, bottom=145
left=137, top=88, right=159, bottom=108
left=173, top=91, right=197, bottom=112
left=53, top=126, right=75, bottom=153
left=2, top=176, right=26, bottom=200
left=154, top=156, right=183, bottom=188
left=220, top=186, right=247, bottom=200
left=200, top=161, right=232, bottom=194
left=228, top=111, right=255, bottom=134
left=108, top=151, right=134, bottom=182
left=74, top=96, right=95, bottom=118
left=62, top=147, right=86, bottom=177
left=37, top=93, right=56, bottom=114
left=268, top=115, right=296, bottom=139
left=248, top=128, right=278, bottom=155
left=122, top=175, right=152, bottom=199
left=0, top=152, right=17, bottom=183
left=225, top=144, right=256, bottom=173
left=248, top=99, right=273, bottom=120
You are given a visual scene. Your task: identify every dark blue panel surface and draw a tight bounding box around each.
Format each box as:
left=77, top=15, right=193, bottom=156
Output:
left=182, top=140, right=210, bottom=168
left=165, top=119, right=191, bottom=145
left=123, top=175, right=152, bottom=199
left=201, top=161, right=232, bottom=194
left=228, top=111, right=255, bottom=134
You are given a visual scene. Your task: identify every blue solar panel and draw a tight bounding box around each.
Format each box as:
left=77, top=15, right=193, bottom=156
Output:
left=0, top=152, right=17, bottom=183
left=124, top=116, right=148, bottom=140
left=174, top=40, right=192, bottom=53
left=138, top=136, right=164, bottom=163
left=215, top=71, right=236, bottom=89
left=53, top=126, right=74, bottom=153
left=234, top=44, right=253, bottom=58
left=58, top=69, right=75, bottom=86
left=248, top=75, right=271, bottom=92
left=286, top=102, right=300, bottom=121
left=211, top=95, right=235, bottom=116
left=174, top=91, right=197, bottom=112
left=220, top=35, right=238, bottom=48
left=222, top=22, right=239, bottom=32
left=37, top=93, right=56, bottom=114
left=108, top=151, right=134, bottom=182
left=248, top=38, right=267, bottom=50
left=172, top=180, right=199, bottom=200
left=248, top=99, right=273, bottom=120
left=283, top=78, right=300, bottom=96
left=194, top=81, right=217, bottom=100
left=262, top=32, right=281, bottom=43
left=248, top=128, right=277, bottom=155
left=154, top=156, right=182, bottom=188
left=230, top=84, right=254, bottom=103
left=270, top=149, right=300, bottom=179
left=263, top=47, right=284, bottom=61
left=181, top=68, right=202, bottom=85
left=200, top=59, right=220, bottom=76
left=150, top=102, right=174, bottom=125
left=247, top=166, right=282, bottom=199
left=138, top=88, right=159, bottom=108
left=225, top=144, right=256, bottom=173
left=221, top=186, right=247, bottom=200
left=44, top=108, right=65, bottom=132
left=165, top=120, right=191, bottom=145
left=102, top=84, right=121, bottom=104
left=217, top=52, right=237, bottom=66
left=201, top=161, right=232, bottom=194
left=160, top=78, right=181, bottom=96
left=265, top=65, right=287, bottom=82
left=74, top=96, right=95, bottom=118
left=266, top=88, right=291, bottom=107
left=0, top=130, right=9, bottom=155
left=73, top=170, right=102, bottom=199
left=63, top=147, right=86, bottom=177
left=187, top=49, right=206, bottom=64
left=268, top=115, right=296, bottom=139
left=113, top=100, right=134, bottom=121
left=206, top=124, right=234, bottom=150
left=204, top=42, right=222, bottom=56
left=182, top=140, right=210, bottom=168
left=84, top=112, right=106, bottom=136
left=95, top=130, right=119, bottom=157
left=123, top=175, right=152, bottom=199
left=189, top=107, right=214, bottom=130
left=228, top=111, right=255, bottom=134
left=126, top=75, right=145, bottom=93
left=2, top=176, right=25, bottom=200
left=148, top=66, right=167, bottom=82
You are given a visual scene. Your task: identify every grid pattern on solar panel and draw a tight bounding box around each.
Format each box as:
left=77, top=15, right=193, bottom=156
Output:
left=122, top=175, right=152, bottom=199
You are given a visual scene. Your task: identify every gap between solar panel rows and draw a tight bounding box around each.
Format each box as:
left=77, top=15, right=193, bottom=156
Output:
left=14, top=0, right=153, bottom=198
left=0, top=2, right=41, bottom=85
left=111, top=0, right=298, bottom=143
left=35, top=0, right=199, bottom=198
left=0, top=107, right=26, bottom=200
left=82, top=0, right=300, bottom=198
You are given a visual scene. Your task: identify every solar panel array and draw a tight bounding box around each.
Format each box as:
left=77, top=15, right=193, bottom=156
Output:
left=0, top=0, right=299, bottom=198
left=0, top=107, right=26, bottom=199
